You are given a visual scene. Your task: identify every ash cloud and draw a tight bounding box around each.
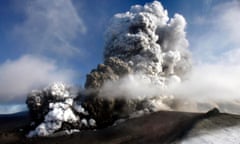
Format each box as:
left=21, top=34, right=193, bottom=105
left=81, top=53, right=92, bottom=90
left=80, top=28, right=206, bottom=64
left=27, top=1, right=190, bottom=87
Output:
left=85, top=0, right=240, bottom=115
left=27, top=82, right=96, bottom=137
left=27, top=1, right=191, bottom=136
left=82, top=0, right=191, bottom=126
left=25, top=0, right=240, bottom=137
left=104, top=1, right=191, bottom=79
left=98, top=0, right=190, bottom=101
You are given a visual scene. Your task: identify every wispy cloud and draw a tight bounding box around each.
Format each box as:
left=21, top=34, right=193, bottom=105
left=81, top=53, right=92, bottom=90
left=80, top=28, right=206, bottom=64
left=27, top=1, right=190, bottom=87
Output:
left=0, top=55, right=76, bottom=103
left=190, top=0, right=240, bottom=63
left=13, top=0, right=86, bottom=58
left=214, top=0, right=240, bottom=46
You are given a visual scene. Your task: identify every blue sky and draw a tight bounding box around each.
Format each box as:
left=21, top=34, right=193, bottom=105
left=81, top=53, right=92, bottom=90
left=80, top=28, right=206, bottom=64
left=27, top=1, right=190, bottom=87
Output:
left=0, top=0, right=240, bottom=113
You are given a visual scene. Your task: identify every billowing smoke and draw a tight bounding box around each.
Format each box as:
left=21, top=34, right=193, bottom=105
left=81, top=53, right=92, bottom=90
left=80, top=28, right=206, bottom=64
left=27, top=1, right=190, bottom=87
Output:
left=104, top=1, right=190, bottom=81
left=97, top=0, right=191, bottom=104
left=25, top=1, right=211, bottom=137
left=86, top=1, right=191, bottom=109
left=80, top=0, right=191, bottom=127
left=26, top=82, right=96, bottom=137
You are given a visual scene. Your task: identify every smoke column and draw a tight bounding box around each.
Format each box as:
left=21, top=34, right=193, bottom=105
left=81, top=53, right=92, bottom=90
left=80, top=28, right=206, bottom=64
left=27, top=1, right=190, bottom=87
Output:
left=83, top=0, right=192, bottom=127
left=104, top=1, right=190, bottom=83
left=26, top=1, right=240, bottom=137
left=26, top=1, right=192, bottom=137
left=100, top=1, right=240, bottom=114
left=26, top=82, right=96, bottom=137
left=97, top=0, right=191, bottom=107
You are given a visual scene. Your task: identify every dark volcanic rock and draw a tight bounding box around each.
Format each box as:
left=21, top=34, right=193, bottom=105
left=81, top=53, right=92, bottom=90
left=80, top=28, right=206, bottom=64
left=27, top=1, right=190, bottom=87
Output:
left=0, top=111, right=30, bottom=132
left=0, top=110, right=203, bottom=144
left=1, top=109, right=240, bottom=144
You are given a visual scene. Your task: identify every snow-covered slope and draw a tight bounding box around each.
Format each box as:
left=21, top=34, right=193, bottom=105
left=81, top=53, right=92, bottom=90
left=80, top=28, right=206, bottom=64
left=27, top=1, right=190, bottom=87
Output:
left=176, top=112, right=240, bottom=144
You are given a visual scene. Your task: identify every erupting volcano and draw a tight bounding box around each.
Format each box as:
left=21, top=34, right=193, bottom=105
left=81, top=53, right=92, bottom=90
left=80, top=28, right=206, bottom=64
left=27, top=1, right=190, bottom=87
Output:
left=25, top=1, right=192, bottom=136
left=1, top=1, right=240, bottom=144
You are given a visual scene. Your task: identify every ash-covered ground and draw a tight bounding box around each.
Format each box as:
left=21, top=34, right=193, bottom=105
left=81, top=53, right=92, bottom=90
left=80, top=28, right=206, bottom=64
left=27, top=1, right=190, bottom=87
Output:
left=1, top=109, right=240, bottom=144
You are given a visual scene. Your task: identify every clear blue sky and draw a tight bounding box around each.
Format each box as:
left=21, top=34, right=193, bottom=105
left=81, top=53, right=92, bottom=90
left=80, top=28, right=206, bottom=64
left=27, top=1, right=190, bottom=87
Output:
left=0, top=0, right=239, bottom=113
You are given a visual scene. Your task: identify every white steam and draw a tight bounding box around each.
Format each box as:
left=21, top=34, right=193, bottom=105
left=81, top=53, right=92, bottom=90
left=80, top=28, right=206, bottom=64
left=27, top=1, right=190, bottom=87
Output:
left=167, top=63, right=240, bottom=114
left=171, top=64, right=240, bottom=101
left=100, top=74, right=180, bottom=100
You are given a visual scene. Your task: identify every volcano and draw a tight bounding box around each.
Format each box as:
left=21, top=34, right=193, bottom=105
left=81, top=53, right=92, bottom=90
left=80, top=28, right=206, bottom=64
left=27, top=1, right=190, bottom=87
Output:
left=1, top=1, right=240, bottom=144
left=1, top=109, right=240, bottom=144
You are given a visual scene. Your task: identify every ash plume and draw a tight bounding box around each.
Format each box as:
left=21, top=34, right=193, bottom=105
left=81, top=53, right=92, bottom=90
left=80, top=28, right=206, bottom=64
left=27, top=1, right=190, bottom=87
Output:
left=26, top=82, right=96, bottom=137
left=26, top=1, right=192, bottom=137
left=81, top=0, right=191, bottom=127
left=104, top=1, right=191, bottom=79
left=86, top=1, right=191, bottom=101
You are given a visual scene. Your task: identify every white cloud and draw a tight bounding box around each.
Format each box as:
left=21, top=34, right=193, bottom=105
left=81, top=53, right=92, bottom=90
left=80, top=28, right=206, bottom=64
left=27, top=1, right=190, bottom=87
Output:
left=0, top=55, right=76, bottom=103
left=13, top=0, right=86, bottom=57
left=190, top=0, right=240, bottom=63
left=215, top=1, right=240, bottom=45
